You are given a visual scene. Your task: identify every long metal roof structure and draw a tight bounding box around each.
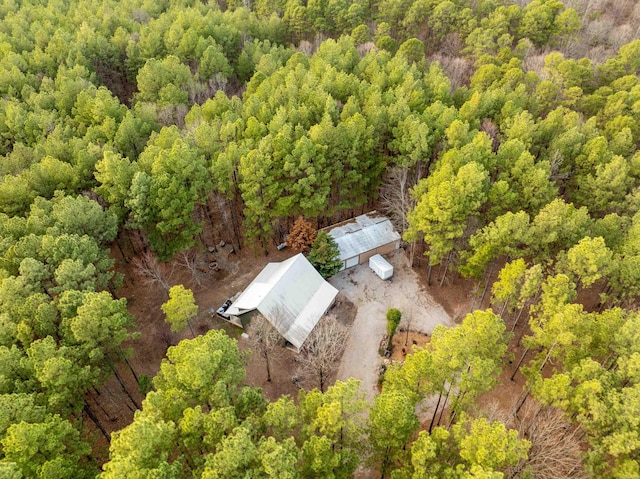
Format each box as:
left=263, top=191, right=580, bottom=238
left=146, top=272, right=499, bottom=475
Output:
left=327, top=213, right=401, bottom=261
left=226, top=254, right=338, bottom=351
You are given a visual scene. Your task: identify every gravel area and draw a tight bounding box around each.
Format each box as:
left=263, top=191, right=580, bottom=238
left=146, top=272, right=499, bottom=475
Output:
left=330, top=250, right=453, bottom=400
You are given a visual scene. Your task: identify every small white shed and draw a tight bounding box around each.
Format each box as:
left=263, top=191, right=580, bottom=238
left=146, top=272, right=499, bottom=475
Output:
left=369, top=254, right=393, bottom=280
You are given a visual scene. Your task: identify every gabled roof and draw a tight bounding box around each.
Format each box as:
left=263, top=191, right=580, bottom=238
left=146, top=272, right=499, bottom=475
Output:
left=327, top=212, right=401, bottom=261
left=226, top=254, right=338, bottom=351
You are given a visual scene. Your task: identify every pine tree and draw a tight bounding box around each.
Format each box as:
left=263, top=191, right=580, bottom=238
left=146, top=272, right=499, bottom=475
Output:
left=286, top=216, right=317, bottom=253
left=307, top=231, right=343, bottom=278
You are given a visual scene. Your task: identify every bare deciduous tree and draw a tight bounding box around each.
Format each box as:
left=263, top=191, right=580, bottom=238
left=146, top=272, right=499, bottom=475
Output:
left=475, top=400, right=586, bottom=478
left=131, top=251, right=174, bottom=295
left=585, top=17, right=615, bottom=47
left=609, top=24, right=633, bottom=50
left=380, top=163, right=426, bottom=269
left=357, top=42, right=377, bottom=56
left=523, top=53, right=547, bottom=77
left=179, top=250, right=208, bottom=289
left=507, top=404, right=586, bottom=479
left=157, top=104, right=189, bottom=129
left=298, top=40, right=315, bottom=56
left=297, top=315, right=349, bottom=392
left=380, top=165, right=417, bottom=235
left=249, top=314, right=284, bottom=382
left=430, top=53, right=473, bottom=90
left=476, top=399, right=513, bottom=425
left=511, top=0, right=533, bottom=6
left=480, top=119, right=500, bottom=152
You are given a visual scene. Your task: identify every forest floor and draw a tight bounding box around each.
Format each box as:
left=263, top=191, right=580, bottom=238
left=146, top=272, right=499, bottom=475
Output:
left=91, top=239, right=543, bottom=468
left=89, top=240, right=299, bottom=454
left=406, top=256, right=533, bottom=425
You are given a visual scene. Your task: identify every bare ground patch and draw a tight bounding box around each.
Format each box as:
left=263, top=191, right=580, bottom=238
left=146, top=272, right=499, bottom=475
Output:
left=331, top=250, right=453, bottom=400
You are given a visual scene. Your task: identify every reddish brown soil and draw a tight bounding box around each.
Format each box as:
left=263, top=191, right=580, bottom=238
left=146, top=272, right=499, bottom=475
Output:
left=389, top=330, right=430, bottom=361
left=411, top=254, right=479, bottom=323
left=86, top=240, right=300, bottom=460
left=87, top=236, right=364, bottom=464
left=90, top=237, right=598, bottom=467
left=389, top=255, right=538, bottom=422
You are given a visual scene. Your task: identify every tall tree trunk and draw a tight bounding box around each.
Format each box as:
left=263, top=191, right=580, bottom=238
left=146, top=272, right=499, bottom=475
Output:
left=90, top=389, right=114, bottom=421
left=265, top=353, right=272, bottom=382
left=447, top=389, right=469, bottom=427
left=404, top=316, right=412, bottom=346
left=498, top=295, right=511, bottom=318
left=437, top=381, right=453, bottom=426
left=427, top=263, right=432, bottom=286
left=110, top=386, right=135, bottom=412
left=538, top=344, right=556, bottom=372
left=515, top=320, right=529, bottom=346
left=511, top=301, right=528, bottom=332
left=477, top=264, right=494, bottom=309
left=229, top=196, right=242, bottom=251
left=109, top=359, right=141, bottom=409
left=215, top=195, right=232, bottom=245
left=514, top=390, right=530, bottom=416
left=124, top=357, right=139, bottom=385
left=84, top=404, right=111, bottom=442
left=604, top=353, right=619, bottom=371
left=187, top=319, right=196, bottom=338
left=114, top=237, right=128, bottom=263
left=510, top=348, right=529, bottom=381
left=500, top=296, right=510, bottom=317
left=429, top=391, right=443, bottom=433
left=126, top=229, right=139, bottom=257
left=439, top=252, right=451, bottom=287
left=408, top=241, right=415, bottom=268
left=380, top=446, right=391, bottom=479
left=136, top=229, right=148, bottom=252
left=204, top=197, right=218, bottom=245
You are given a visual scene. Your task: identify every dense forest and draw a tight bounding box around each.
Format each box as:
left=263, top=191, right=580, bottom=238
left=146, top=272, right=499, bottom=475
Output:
left=1, top=0, right=639, bottom=477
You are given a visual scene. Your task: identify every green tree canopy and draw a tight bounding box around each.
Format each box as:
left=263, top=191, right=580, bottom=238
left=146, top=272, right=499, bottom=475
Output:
left=307, top=231, right=342, bottom=278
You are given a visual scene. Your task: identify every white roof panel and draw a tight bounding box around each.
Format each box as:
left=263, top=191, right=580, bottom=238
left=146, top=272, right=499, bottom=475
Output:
left=260, top=281, right=338, bottom=350
left=227, top=254, right=338, bottom=350
left=328, top=213, right=401, bottom=261
left=226, top=257, right=298, bottom=314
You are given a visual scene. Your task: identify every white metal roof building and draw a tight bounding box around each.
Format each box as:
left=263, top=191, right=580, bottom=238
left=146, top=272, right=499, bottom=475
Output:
left=226, top=253, right=338, bottom=352
left=326, top=212, right=401, bottom=271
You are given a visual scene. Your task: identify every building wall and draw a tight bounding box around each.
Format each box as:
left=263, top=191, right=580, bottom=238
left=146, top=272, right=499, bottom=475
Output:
left=345, top=256, right=359, bottom=269
left=228, top=310, right=258, bottom=328
left=228, top=315, right=244, bottom=328
left=357, top=240, right=399, bottom=265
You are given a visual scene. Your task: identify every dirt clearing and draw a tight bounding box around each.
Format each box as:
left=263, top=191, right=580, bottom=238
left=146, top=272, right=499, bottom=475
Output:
left=330, top=250, right=453, bottom=400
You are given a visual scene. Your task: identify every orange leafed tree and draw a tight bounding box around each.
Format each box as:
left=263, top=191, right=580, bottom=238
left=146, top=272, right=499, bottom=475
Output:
left=286, top=216, right=317, bottom=252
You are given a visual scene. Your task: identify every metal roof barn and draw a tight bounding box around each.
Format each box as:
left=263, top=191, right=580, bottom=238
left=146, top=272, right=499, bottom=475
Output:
left=326, top=213, right=401, bottom=270
left=226, top=253, right=338, bottom=352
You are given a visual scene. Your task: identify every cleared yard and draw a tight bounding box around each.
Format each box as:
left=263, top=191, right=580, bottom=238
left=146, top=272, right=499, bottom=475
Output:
left=330, top=249, right=453, bottom=400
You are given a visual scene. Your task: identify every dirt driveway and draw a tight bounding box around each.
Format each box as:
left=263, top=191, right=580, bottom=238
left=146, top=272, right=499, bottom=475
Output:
left=330, top=250, right=453, bottom=400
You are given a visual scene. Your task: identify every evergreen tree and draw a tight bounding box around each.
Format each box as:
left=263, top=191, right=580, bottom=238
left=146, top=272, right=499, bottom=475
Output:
left=307, top=231, right=342, bottom=278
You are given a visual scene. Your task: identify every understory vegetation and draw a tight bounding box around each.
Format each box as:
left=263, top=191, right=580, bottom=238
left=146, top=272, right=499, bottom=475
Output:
left=1, top=0, right=639, bottom=476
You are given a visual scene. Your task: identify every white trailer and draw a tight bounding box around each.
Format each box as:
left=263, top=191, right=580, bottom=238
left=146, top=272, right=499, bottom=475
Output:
left=369, top=254, right=393, bottom=280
